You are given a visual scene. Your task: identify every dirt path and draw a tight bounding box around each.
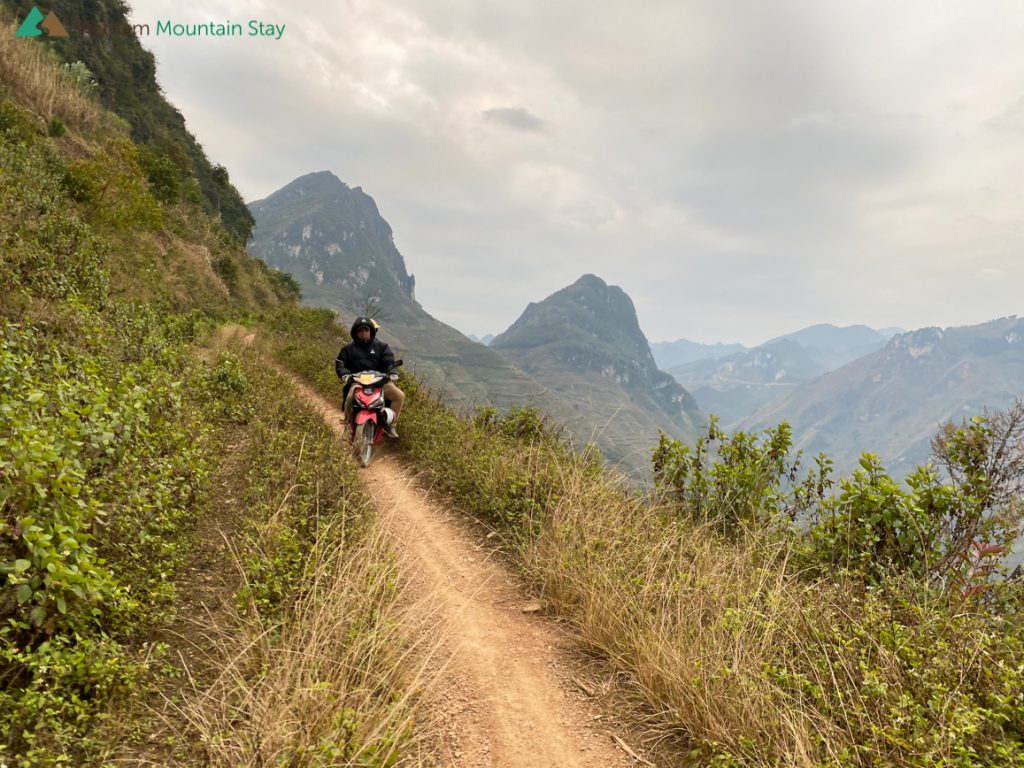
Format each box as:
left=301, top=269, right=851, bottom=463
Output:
left=283, top=374, right=640, bottom=767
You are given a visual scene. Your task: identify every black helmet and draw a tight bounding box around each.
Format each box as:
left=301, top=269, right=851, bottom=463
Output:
left=350, top=316, right=378, bottom=340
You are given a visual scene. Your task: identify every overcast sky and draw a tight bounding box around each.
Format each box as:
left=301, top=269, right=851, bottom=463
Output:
left=127, top=0, right=1024, bottom=345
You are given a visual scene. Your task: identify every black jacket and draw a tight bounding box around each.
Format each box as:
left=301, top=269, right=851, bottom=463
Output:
left=334, top=316, right=397, bottom=379
left=334, top=338, right=396, bottom=378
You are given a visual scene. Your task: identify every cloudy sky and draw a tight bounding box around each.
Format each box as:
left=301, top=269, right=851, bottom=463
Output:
left=127, top=0, right=1024, bottom=345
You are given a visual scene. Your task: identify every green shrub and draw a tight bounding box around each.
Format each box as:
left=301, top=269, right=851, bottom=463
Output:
left=0, top=310, right=210, bottom=761
left=0, top=114, right=109, bottom=304
left=269, top=268, right=302, bottom=300
left=803, top=404, right=1024, bottom=588
left=653, top=416, right=832, bottom=535
left=805, top=456, right=944, bottom=579
left=64, top=139, right=162, bottom=232
left=202, top=350, right=254, bottom=424
left=135, top=144, right=182, bottom=203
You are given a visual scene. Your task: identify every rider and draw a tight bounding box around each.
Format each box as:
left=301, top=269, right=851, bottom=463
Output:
left=335, top=316, right=404, bottom=438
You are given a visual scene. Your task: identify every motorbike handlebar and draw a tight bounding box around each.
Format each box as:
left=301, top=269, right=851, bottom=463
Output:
left=343, top=365, right=402, bottom=385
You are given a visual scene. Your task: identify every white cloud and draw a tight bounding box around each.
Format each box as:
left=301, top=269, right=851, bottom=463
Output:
left=128, top=0, right=1024, bottom=344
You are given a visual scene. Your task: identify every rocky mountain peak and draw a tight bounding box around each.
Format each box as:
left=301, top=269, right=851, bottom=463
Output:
left=492, top=275, right=699, bottom=417
left=886, top=327, right=944, bottom=361
left=247, top=171, right=415, bottom=307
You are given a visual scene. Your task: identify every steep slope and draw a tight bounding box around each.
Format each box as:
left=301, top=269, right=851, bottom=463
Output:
left=249, top=172, right=417, bottom=316
left=491, top=274, right=701, bottom=468
left=745, top=317, right=1024, bottom=475
left=247, top=171, right=547, bottom=409
left=1, top=0, right=254, bottom=242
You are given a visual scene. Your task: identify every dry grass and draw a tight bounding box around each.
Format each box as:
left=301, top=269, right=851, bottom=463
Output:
left=523, top=464, right=821, bottom=761
left=516, top=460, right=1023, bottom=766
left=173, top=514, right=435, bottom=767
left=0, top=14, right=113, bottom=137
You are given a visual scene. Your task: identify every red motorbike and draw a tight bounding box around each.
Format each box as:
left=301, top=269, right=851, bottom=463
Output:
left=344, top=361, right=401, bottom=467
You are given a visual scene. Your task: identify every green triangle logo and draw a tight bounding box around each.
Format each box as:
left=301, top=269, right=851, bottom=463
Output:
left=16, top=7, right=45, bottom=36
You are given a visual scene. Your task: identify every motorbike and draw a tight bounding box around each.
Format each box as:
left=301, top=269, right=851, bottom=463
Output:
left=344, top=360, right=402, bottom=467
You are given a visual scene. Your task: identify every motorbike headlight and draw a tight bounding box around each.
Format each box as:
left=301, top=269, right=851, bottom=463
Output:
left=363, top=387, right=374, bottom=395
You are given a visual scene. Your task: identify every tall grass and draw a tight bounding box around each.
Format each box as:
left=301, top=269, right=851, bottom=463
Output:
left=0, top=14, right=110, bottom=137
left=530, top=462, right=1024, bottom=765
left=181, top=520, right=430, bottom=767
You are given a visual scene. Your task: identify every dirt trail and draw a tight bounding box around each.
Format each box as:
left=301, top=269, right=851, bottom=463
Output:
left=284, top=374, right=639, bottom=767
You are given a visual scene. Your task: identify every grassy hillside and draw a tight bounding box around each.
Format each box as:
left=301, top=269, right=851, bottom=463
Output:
left=0, top=21, right=423, bottom=766
left=393, top=391, right=1024, bottom=766
left=1, top=0, right=255, bottom=243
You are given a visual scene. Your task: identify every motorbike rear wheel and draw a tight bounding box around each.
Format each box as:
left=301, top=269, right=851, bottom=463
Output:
left=356, top=420, right=375, bottom=467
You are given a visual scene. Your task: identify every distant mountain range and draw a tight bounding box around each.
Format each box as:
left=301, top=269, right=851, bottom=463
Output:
left=468, top=334, right=495, bottom=345
left=745, top=318, right=1024, bottom=474
left=247, top=172, right=698, bottom=474
left=763, top=324, right=900, bottom=370
left=664, top=324, right=899, bottom=425
left=651, top=339, right=748, bottom=368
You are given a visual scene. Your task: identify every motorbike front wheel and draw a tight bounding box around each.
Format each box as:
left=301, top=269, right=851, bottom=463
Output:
left=356, top=420, right=375, bottom=467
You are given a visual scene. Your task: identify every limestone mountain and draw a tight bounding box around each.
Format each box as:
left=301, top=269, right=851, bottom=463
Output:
left=744, top=316, right=1024, bottom=475
left=491, top=274, right=701, bottom=468
left=248, top=171, right=416, bottom=316
left=247, top=171, right=546, bottom=409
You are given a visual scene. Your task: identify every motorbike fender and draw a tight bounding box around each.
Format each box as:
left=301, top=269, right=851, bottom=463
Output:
left=354, top=410, right=377, bottom=426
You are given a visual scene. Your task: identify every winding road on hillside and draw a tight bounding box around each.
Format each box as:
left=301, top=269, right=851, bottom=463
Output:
left=285, top=372, right=641, bottom=767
